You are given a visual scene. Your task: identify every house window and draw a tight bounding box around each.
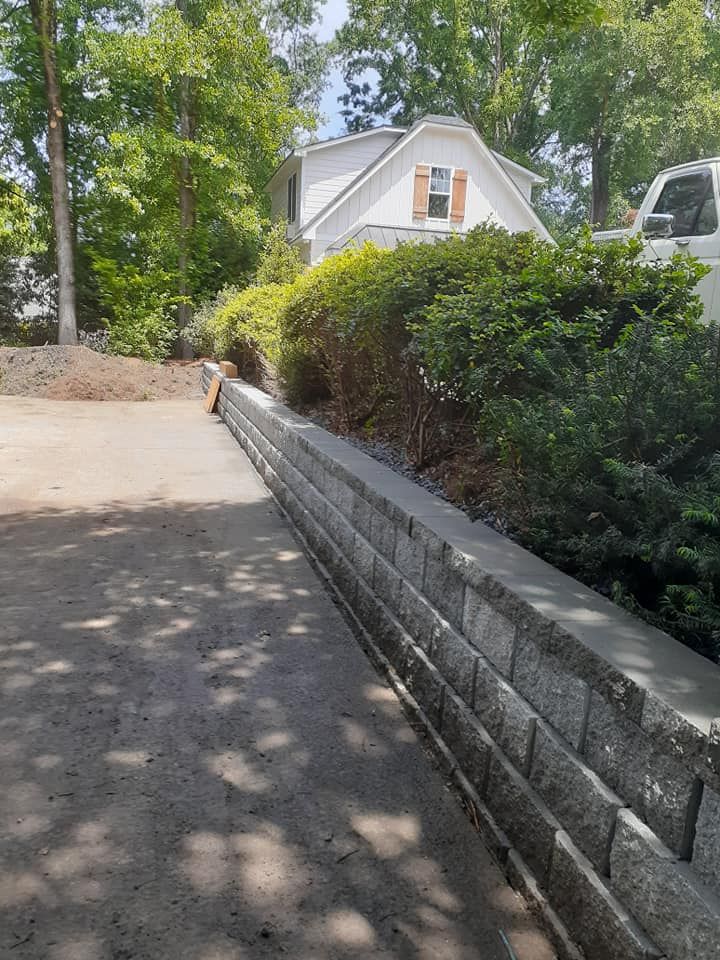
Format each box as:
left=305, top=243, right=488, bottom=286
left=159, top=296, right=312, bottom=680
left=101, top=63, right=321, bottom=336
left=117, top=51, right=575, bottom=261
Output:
left=428, top=166, right=452, bottom=219
left=287, top=172, right=297, bottom=224
left=652, top=168, right=718, bottom=237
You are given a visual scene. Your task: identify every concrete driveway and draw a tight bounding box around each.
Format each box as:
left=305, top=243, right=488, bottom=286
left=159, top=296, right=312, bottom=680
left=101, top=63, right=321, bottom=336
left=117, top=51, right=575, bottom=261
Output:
left=0, top=397, right=555, bottom=960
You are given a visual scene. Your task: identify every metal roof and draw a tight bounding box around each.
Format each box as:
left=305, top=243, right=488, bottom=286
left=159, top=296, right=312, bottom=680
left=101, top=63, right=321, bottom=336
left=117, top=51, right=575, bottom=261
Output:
left=325, top=223, right=464, bottom=254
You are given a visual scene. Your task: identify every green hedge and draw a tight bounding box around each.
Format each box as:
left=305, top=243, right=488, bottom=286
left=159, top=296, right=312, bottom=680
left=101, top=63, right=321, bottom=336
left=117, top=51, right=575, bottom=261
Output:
left=195, top=226, right=720, bottom=660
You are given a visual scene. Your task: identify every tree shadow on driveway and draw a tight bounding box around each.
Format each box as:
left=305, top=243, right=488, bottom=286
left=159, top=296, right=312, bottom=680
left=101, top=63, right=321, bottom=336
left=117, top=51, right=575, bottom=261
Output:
left=0, top=499, right=554, bottom=960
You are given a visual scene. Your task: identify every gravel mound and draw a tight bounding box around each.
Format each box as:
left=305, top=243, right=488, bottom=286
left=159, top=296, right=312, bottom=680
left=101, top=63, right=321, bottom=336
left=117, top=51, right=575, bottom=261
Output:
left=0, top=345, right=204, bottom=401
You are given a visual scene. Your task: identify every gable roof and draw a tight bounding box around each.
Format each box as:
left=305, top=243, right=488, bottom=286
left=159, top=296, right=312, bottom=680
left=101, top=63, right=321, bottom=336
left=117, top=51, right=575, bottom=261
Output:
left=295, top=114, right=551, bottom=242
left=266, top=125, right=405, bottom=189
left=492, top=151, right=546, bottom=186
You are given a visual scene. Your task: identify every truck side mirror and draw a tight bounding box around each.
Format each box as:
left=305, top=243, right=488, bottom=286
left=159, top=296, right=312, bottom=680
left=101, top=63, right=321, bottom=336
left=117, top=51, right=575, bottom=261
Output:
left=642, top=213, right=674, bottom=238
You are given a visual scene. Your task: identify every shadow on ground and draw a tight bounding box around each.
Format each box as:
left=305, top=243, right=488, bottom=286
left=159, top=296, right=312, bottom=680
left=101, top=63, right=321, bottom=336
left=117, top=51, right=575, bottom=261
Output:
left=0, top=499, right=551, bottom=960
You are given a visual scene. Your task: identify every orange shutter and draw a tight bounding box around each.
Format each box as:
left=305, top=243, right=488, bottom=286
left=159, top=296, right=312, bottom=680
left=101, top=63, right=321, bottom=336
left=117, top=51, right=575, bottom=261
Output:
left=450, top=169, right=468, bottom=222
left=413, top=164, right=430, bottom=219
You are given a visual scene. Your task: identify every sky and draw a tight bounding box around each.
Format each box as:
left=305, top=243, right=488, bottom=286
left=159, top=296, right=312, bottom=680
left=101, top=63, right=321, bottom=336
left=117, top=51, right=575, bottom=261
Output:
left=315, top=0, right=350, bottom=139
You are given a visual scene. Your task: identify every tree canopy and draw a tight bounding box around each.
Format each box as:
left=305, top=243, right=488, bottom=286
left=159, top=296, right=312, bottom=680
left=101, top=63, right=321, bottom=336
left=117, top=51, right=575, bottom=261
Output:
left=336, top=0, right=720, bottom=230
left=2, top=0, right=720, bottom=349
left=0, top=0, right=325, bottom=352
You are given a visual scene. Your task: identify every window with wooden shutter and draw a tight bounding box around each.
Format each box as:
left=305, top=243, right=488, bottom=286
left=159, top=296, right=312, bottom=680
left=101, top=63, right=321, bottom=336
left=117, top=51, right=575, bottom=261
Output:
left=413, top=164, right=430, bottom=218
left=450, top=169, right=468, bottom=223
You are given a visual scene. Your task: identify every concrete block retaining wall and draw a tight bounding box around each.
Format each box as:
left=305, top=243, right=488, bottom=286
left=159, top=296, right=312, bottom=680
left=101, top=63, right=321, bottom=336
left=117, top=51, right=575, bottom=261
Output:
left=202, top=363, right=720, bottom=960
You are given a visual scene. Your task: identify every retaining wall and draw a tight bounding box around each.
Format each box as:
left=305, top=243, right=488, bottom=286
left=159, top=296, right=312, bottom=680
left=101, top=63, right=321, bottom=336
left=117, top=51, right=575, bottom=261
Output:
left=202, top=363, right=720, bottom=960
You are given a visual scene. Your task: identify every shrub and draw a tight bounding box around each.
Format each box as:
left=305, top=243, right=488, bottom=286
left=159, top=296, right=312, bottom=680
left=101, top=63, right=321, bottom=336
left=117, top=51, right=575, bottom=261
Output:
left=92, top=257, right=178, bottom=361
left=192, top=224, right=720, bottom=658
left=194, top=280, right=318, bottom=400
left=254, top=220, right=306, bottom=286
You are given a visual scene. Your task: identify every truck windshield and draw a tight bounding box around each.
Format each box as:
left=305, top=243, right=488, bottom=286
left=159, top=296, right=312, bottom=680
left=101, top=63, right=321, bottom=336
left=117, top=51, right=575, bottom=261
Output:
left=652, top=168, right=718, bottom=237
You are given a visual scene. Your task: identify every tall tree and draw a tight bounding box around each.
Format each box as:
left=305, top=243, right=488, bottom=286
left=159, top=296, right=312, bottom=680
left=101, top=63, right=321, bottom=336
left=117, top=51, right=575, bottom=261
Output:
left=336, top=0, right=558, bottom=157
left=1, top=0, right=79, bottom=342
left=0, top=0, right=144, bottom=341
left=261, top=0, right=330, bottom=112
left=85, top=0, right=310, bottom=353
left=549, top=0, right=720, bottom=227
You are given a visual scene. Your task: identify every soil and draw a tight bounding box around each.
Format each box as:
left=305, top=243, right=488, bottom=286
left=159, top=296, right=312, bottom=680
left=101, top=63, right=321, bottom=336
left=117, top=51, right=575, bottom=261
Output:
left=300, top=396, right=520, bottom=540
left=0, top=345, right=205, bottom=401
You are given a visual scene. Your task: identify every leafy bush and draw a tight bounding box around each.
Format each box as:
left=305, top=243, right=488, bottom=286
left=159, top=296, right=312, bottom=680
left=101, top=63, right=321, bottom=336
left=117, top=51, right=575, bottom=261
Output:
left=193, top=280, right=318, bottom=400
left=192, top=224, right=720, bottom=658
left=254, top=220, right=306, bottom=286
left=92, top=257, right=178, bottom=361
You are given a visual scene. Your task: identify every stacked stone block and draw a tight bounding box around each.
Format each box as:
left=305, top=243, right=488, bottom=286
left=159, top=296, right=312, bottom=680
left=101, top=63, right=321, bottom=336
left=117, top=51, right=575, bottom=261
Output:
left=203, top=364, right=720, bottom=960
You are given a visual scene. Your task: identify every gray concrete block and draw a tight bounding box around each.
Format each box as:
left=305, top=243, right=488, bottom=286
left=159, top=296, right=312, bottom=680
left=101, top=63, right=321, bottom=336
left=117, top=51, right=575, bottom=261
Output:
left=584, top=692, right=698, bottom=854
left=462, top=587, right=516, bottom=676
left=529, top=721, right=623, bottom=873
left=515, top=630, right=590, bottom=750
left=548, top=621, right=646, bottom=723
left=452, top=767, right=511, bottom=865
left=283, top=446, right=315, bottom=483
left=485, top=750, right=561, bottom=884
left=352, top=534, right=375, bottom=585
left=373, top=553, right=401, bottom=611
left=350, top=491, right=373, bottom=540
left=323, top=473, right=355, bottom=518
left=708, top=719, right=720, bottom=781
left=641, top=691, right=711, bottom=780
left=611, top=809, right=720, bottom=960
left=423, top=553, right=465, bottom=629
left=320, top=540, right=358, bottom=607
left=692, top=785, right=720, bottom=899
left=410, top=517, right=446, bottom=561
left=431, top=623, right=478, bottom=705
left=403, top=643, right=445, bottom=729
left=324, top=500, right=356, bottom=561
left=355, top=579, right=409, bottom=671
left=505, top=850, right=585, bottom=960
left=549, top=830, right=662, bottom=960
left=441, top=691, right=492, bottom=794
left=474, top=657, right=538, bottom=774
left=295, top=500, right=324, bottom=558
left=369, top=506, right=396, bottom=562
left=396, top=579, right=435, bottom=652
left=394, top=528, right=425, bottom=590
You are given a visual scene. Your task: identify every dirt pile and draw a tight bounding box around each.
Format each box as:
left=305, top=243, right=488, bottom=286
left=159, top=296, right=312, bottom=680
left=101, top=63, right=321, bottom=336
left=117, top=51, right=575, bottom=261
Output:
left=0, top=345, right=205, bottom=401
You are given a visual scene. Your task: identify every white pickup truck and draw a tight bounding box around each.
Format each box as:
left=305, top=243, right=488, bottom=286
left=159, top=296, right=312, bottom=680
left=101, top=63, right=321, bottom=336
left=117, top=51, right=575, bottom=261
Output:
left=593, top=158, right=720, bottom=322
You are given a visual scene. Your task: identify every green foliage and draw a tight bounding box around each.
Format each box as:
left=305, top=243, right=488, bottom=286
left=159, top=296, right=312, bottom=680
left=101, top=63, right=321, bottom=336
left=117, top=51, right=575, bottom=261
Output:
left=196, top=225, right=720, bottom=658
left=548, top=0, right=720, bottom=225
left=194, top=278, right=317, bottom=400
left=83, top=0, right=310, bottom=337
left=260, top=0, right=331, bottom=111
left=0, top=0, right=324, bottom=349
left=254, top=221, right=306, bottom=286
left=337, top=0, right=558, bottom=155
left=92, top=257, right=179, bottom=361
left=521, top=0, right=604, bottom=25
left=0, top=179, right=52, bottom=344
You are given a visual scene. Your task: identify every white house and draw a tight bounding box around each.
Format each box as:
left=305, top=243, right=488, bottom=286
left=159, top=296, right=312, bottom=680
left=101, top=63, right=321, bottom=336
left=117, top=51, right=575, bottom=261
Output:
left=266, top=114, right=549, bottom=264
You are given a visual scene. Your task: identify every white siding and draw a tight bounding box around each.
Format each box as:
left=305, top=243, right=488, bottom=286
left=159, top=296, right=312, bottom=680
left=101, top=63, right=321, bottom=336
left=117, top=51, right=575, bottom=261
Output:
left=300, top=132, right=401, bottom=224
left=494, top=156, right=535, bottom=201
left=270, top=157, right=302, bottom=238
left=312, top=125, right=543, bottom=258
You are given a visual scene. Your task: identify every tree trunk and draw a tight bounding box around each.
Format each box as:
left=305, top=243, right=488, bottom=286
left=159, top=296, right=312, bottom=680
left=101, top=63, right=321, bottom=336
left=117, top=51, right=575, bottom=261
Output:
left=30, top=0, right=77, bottom=345
left=590, top=134, right=611, bottom=228
left=175, top=0, right=196, bottom=359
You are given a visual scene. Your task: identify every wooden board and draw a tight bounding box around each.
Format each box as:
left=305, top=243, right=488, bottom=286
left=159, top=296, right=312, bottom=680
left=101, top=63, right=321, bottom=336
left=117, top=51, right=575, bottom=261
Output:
left=218, top=360, right=238, bottom=378
left=204, top=375, right=221, bottom=413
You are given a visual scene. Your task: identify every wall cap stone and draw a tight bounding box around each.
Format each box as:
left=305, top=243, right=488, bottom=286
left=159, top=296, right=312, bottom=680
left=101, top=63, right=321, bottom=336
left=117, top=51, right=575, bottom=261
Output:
left=203, top=363, right=720, bottom=768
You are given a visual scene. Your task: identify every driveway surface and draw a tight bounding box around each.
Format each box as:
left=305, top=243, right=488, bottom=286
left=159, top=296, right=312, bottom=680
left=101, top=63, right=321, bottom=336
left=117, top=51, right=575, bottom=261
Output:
left=0, top=397, right=556, bottom=960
